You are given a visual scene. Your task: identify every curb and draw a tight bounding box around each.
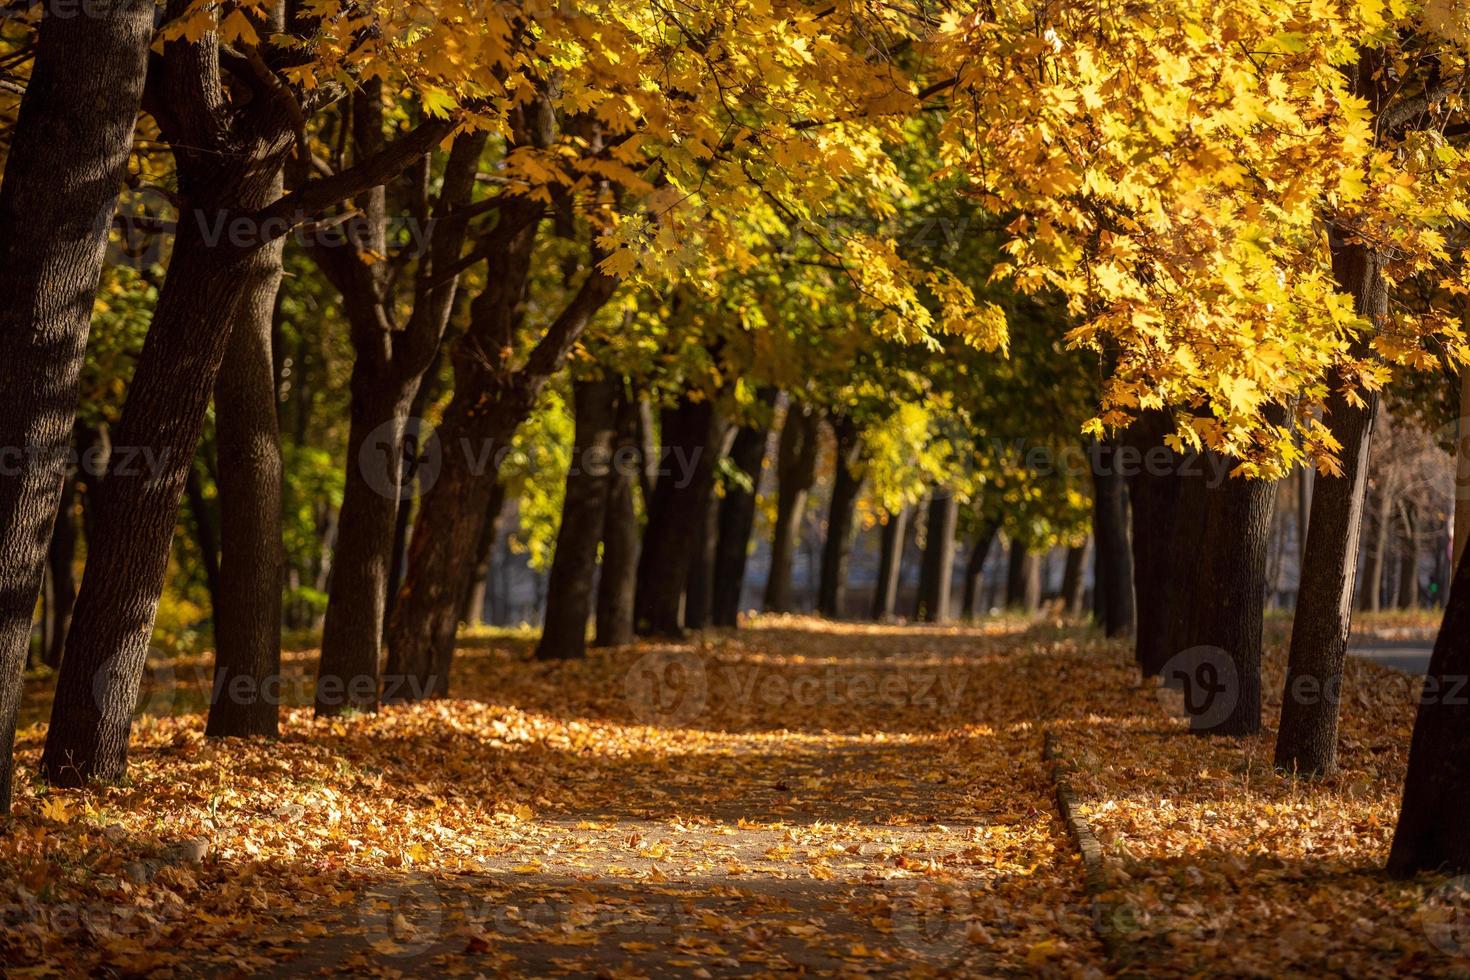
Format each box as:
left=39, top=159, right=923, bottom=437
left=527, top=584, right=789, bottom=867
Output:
left=1042, top=730, right=1134, bottom=966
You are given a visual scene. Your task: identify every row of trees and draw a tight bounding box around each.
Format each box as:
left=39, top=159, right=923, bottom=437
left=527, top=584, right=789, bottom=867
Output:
left=2, top=0, right=1470, bottom=884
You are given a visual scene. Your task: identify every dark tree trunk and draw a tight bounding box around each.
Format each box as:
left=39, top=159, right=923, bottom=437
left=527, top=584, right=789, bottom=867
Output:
left=1387, top=546, right=1470, bottom=875
left=207, top=196, right=286, bottom=739
left=1397, top=502, right=1417, bottom=608
left=185, top=458, right=222, bottom=615
left=1178, top=462, right=1276, bottom=737
left=0, top=0, right=153, bottom=810
left=42, top=459, right=79, bottom=669
left=536, top=377, right=619, bottom=660
left=313, top=127, right=488, bottom=716
left=914, top=491, right=958, bottom=623
left=1091, top=436, right=1136, bottom=638
left=817, top=415, right=864, bottom=619
left=1121, top=422, right=1178, bottom=660
left=1006, top=541, right=1038, bottom=611
left=1162, top=458, right=1210, bottom=662
left=1061, top=540, right=1088, bottom=617
left=460, top=483, right=506, bottom=627
left=763, top=401, right=820, bottom=613
left=872, top=507, right=909, bottom=621
left=42, top=162, right=296, bottom=784
left=684, top=488, right=721, bottom=631
left=316, top=372, right=416, bottom=714
left=1360, top=488, right=1391, bottom=612
left=595, top=389, right=641, bottom=646
left=1274, top=239, right=1386, bottom=774
left=633, top=393, right=727, bottom=636
left=383, top=247, right=618, bottom=698
left=710, top=389, right=774, bottom=627
left=961, top=520, right=999, bottom=619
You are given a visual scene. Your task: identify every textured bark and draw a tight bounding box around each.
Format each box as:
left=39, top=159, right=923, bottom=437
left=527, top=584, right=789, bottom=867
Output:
left=383, top=244, right=618, bottom=698
left=207, top=187, right=286, bottom=739
left=914, top=491, right=958, bottom=623
left=594, top=390, right=641, bottom=646
left=42, top=458, right=78, bottom=669
left=0, top=0, right=153, bottom=810
left=313, top=121, right=489, bottom=716
left=1163, top=459, right=1210, bottom=662
left=961, top=520, right=999, bottom=619
left=315, top=374, right=416, bottom=714
left=43, top=20, right=438, bottom=782
left=871, top=507, right=910, bottom=621
left=536, top=377, right=620, bottom=660
left=42, top=162, right=296, bottom=783
left=1274, top=236, right=1386, bottom=775
left=1387, top=545, right=1470, bottom=875
left=633, top=394, right=726, bottom=636
left=683, top=488, right=721, bottom=631
left=1061, top=540, right=1089, bottom=617
left=1182, top=463, right=1276, bottom=737
left=1123, top=422, right=1181, bottom=662
left=710, top=389, right=774, bottom=627
left=763, top=402, right=820, bottom=613
left=816, top=414, right=863, bottom=619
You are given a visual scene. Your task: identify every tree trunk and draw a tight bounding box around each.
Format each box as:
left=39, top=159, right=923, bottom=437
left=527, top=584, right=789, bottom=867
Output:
left=383, top=248, right=618, bottom=698
left=914, top=491, right=958, bottom=623
left=0, top=0, right=153, bottom=811
left=961, top=520, right=999, bottom=619
left=1387, top=545, right=1470, bottom=875
left=42, top=159, right=294, bottom=785
left=684, top=489, right=721, bottom=631
left=1455, top=368, right=1470, bottom=579
left=315, top=374, right=416, bottom=715
left=1061, top=540, right=1088, bottom=617
left=1273, top=236, right=1386, bottom=774
left=1361, top=487, right=1391, bottom=612
left=185, top=456, right=222, bottom=616
left=817, top=414, right=863, bottom=619
left=594, top=388, right=640, bottom=646
left=763, top=401, right=820, bottom=613
left=710, top=389, right=774, bottom=627
left=1124, top=422, right=1183, bottom=663
left=1396, top=502, right=1417, bottom=609
left=1089, top=436, right=1137, bottom=639
left=536, top=377, right=619, bottom=660
left=633, top=393, right=726, bottom=635
left=872, top=507, right=910, bottom=621
left=42, top=456, right=79, bottom=670
left=460, top=483, right=506, bottom=627
left=1178, top=462, right=1276, bottom=737
left=1006, top=541, right=1039, bottom=611
left=207, top=195, right=286, bottom=739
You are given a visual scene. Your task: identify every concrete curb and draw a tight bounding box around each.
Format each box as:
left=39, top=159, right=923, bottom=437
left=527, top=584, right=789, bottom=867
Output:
left=1043, top=730, right=1134, bottom=966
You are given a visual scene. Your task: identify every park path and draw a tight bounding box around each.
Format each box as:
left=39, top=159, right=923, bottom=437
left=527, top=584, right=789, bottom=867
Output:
left=2, top=619, right=1113, bottom=976
left=261, top=620, right=1108, bottom=976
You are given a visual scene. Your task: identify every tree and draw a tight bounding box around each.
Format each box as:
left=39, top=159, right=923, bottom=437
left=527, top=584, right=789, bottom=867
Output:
left=763, top=401, right=821, bottom=614
left=0, top=1, right=154, bottom=810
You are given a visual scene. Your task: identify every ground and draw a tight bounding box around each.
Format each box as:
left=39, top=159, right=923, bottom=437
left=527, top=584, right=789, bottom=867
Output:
left=0, top=614, right=1464, bottom=977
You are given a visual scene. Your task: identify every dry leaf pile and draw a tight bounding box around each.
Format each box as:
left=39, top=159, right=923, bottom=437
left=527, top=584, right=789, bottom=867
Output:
left=1054, top=614, right=1469, bottom=977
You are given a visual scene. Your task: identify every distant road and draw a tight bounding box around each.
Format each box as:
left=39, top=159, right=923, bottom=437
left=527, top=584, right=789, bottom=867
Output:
left=1349, top=638, right=1433, bottom=675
